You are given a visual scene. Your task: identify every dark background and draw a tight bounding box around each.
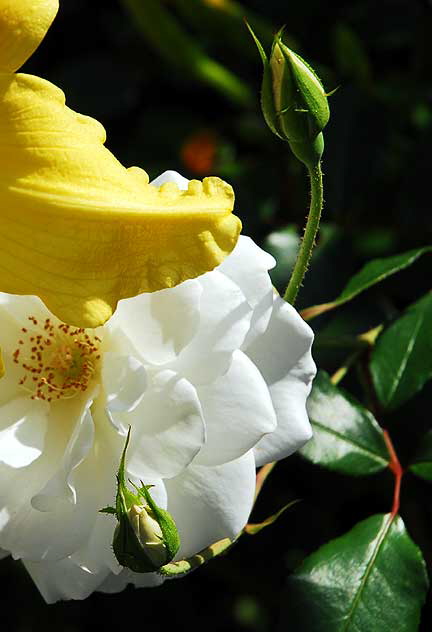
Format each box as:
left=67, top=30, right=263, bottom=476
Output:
left=2, top=0, right=431, bottom=629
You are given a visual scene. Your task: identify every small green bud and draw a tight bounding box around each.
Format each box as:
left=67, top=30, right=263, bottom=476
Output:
left=248, top=24, right=330, bottom=168
left=101, top=428, right=180, bottom=573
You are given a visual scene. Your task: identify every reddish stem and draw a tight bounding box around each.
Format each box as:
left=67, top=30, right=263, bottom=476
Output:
left=383, top=429, right=403, bottom=517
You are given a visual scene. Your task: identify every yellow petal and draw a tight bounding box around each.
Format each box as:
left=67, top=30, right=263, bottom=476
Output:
left=0, top=72, right=241, bottom=327
left=0, top=0, right=58, bottom=72
left=0, top=349, right=4, bottom=378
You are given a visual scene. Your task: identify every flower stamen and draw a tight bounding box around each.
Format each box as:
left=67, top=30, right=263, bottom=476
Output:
left=14, top=316, right=101, bottom=402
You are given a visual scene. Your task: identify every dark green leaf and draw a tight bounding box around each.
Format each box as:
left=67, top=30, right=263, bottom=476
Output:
left=301, top=371, right=389, bottom=475
left=409, top=430, right=432, bottom=482
left=301, top=246, right=431, bottom=320
left=285, top=514, right=428, bottom=631
left=370, top=292, right=432, bottom=410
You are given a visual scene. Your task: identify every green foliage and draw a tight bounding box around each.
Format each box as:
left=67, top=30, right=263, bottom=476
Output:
left=409, top=431, right=432, bottom=482
left=285, top=514, right=428, bottom=631
left=370, top=292, right=432, bottom=410
left=302, top=247, right=431, bottom=319
left=121, top=0, right=252, bottom=106
left=301, top=371, right=390, bottom=475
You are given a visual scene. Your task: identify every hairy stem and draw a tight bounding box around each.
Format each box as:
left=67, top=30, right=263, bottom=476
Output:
left=284, top=162, right=324, bottom=305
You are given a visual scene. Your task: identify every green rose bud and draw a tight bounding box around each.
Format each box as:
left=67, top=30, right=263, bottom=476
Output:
left=248, top=24, right=330, bottom=168
left=101, top=428, right=180, bottom=573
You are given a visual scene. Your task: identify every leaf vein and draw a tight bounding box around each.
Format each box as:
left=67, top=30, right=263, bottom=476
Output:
left=342, top=515, right=394, bottom=631
left=310, top=419, right=389, bottom=465
left=386, top=313, right=424, bottom=403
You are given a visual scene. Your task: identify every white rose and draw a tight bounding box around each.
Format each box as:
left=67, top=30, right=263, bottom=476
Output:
left=0, top=171, right=315, bottom=602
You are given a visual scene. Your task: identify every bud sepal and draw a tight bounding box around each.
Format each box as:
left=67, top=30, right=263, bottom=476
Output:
left=247, top=23, right=330, bottom=168
left=101, top=428, right=180, bottom=573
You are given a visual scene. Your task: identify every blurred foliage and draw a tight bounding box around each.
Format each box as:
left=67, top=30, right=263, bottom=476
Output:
left=5, top=0, right=430, bottom=629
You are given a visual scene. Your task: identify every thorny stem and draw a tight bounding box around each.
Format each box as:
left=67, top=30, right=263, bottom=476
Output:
left=284, top=162, right=324, bottom=305
left=254, top=164, right=323, bottom=503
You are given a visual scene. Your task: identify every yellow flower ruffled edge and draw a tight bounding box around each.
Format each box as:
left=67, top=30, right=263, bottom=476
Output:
left=0, top=0, right=241, bottom=328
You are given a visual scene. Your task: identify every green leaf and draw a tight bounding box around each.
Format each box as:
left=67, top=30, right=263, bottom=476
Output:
left=244, top=500, right=299, bottom=535
left=121, top=0, right=253, bottom=107
left=301, top=371, right=390, bottom=475
left=301, top=246, right=431, bottom=320
left=370, top=292, right=432, bottom=410
left=285, top=514, right=429, bottom=631
left=409, top=430, right=432, bottom=482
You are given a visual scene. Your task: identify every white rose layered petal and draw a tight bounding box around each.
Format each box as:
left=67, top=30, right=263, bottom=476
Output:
left=102, top=352, right=147, bottom=435
left=194, top=350, right=277, bottom=466
left=31, top=398, right=94, bottom=511
left=219, top=236, right=276, bottom=347
left=122, top=370, right=206, bottom=480
left=173, top=271, right=252, bottom=385
left=165, top=450, right=256, bottom=559
left=246, top=297, right=316, bottom=466
left=107, top=280, right=202, bottom=366
left=24, top=557, right=111, bottom=604
left=0, top=396, right=48, bottom=467
left=0, top=402, right=117, bottom=561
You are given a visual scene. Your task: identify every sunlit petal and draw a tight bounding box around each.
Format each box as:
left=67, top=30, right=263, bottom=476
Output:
left=0, top=0, right=58, bottom=73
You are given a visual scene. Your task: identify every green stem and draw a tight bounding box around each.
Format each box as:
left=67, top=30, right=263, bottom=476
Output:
left=283, top=161, right=324, bottom=305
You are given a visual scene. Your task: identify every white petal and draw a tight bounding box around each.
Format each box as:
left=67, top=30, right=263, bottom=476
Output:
left=219, top=236, right=276, bottom=347
left=108, top=280, right=202, bottom=366
left=119, top=370, right=205, bottom=480
left=31, top=399, right=94, bottom=511
left=98, top=569, right=164, bottom=594
left=102, top=352, right=147, bottom=437
left=173, top=271, right=252, bottom=384
left=195, top=350, right=277, bottom=466
left=24, top=557, right=110, bottom=603
left=150, top=170, right=189, bottom=190
left=165, top=450, right=256, bottom=559
left=1, top=409, right=118, bottom=562
left=0, top=397, right=48, bottom=467
left=0, top=294, right=50, bottom=340
left=69, top=513, right=120, bottom=576
left=247, top=297, right=316, bottom=466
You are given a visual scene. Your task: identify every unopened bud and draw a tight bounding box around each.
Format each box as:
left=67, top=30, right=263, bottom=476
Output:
left=101, top=429, right=180, bottom=573
left=248, top=24, right=330, bottom=168
left=127, top=504, right=167, bottom=568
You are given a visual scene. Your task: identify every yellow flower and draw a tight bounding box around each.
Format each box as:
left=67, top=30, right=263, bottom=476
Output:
left=0, top=0, right=241, bottom=327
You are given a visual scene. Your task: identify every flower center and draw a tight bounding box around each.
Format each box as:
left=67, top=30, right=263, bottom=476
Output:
left=13, top=316, right=101, bottom=402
